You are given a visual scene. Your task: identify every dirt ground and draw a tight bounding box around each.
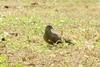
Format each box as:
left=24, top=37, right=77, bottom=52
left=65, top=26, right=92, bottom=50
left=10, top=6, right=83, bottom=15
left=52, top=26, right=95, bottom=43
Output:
left=0, top=0, right=100, bottom=67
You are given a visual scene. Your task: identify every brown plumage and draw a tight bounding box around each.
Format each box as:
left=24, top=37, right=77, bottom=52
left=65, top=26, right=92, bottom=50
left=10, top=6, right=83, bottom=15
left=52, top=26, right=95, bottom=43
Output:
left=43, top=25, right=74, bottom=45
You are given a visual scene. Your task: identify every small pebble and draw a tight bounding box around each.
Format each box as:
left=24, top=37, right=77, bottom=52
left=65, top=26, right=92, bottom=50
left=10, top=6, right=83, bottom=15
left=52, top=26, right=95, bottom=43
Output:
left=4, top=5, right=9, bottom=8
left=1, top=37, right=6, bottom=41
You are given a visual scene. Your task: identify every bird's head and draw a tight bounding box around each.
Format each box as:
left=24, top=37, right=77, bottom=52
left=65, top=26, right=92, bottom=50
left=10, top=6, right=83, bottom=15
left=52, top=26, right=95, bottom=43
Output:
left=45, top=25, right=53, bottom=33
left=46, top=25, right=53, bottom=29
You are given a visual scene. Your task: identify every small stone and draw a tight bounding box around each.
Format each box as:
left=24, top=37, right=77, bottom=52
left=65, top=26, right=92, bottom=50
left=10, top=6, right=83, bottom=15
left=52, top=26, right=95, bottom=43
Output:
left=4, top=5, right=9, bottom=8
left=1, top=37, right=6, bottom=41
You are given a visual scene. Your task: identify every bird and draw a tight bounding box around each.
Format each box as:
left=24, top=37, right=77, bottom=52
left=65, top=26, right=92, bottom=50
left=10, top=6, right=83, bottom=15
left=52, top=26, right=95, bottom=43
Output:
left=43, top=25, right=74, bottom=45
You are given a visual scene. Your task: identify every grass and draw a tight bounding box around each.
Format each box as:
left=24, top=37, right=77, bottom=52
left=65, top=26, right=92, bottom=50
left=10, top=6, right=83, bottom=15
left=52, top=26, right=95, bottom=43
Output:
left=0, top=0, right=100, bottom=67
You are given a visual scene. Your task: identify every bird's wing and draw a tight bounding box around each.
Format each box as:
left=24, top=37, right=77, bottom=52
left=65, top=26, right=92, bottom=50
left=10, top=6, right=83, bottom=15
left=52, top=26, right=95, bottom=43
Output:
left=50, top=33, right=61, bottom=42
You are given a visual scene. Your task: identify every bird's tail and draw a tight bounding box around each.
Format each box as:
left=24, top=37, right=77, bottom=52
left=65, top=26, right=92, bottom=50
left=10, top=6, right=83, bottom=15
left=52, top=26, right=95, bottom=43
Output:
left=64, top=39, right=74, bottom=45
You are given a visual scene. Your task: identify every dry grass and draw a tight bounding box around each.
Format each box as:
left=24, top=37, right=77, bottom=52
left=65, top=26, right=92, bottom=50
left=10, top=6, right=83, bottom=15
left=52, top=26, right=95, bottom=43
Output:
left=0, top=0, right=100, bottom=67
